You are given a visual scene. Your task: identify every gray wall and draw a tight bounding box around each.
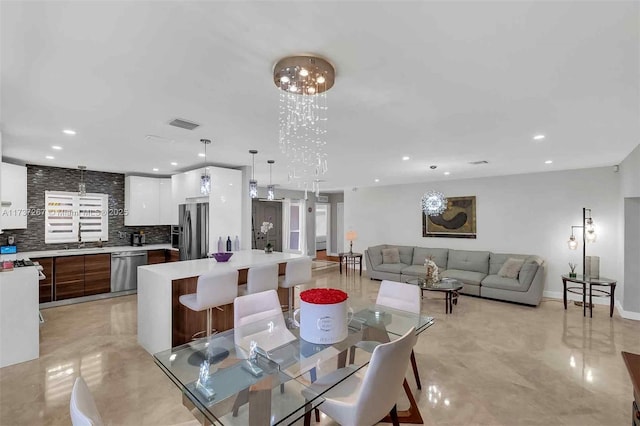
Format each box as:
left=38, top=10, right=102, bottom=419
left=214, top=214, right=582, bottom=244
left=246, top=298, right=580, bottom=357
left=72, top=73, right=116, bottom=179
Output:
left=328, top=193, right=344, bottom=254
left=2, top=165, right=170, bottom=251
left=623, top=197, right=640, bottom=313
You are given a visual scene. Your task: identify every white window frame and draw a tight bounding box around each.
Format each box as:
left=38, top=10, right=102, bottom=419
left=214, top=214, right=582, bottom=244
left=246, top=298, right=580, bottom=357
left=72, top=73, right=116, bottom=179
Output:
left=45, top=191, right=109, bottom=244
left=282, top=199, right=304, bottom=254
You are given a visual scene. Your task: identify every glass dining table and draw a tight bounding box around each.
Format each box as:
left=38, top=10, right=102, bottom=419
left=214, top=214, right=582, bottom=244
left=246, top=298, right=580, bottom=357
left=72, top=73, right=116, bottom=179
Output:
left=154, top=303, right=435, bottom=425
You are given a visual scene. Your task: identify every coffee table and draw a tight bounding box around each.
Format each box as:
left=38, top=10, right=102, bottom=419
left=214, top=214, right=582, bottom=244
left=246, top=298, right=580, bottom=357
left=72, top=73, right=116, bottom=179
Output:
left=405, top=278, right=463, bottom=314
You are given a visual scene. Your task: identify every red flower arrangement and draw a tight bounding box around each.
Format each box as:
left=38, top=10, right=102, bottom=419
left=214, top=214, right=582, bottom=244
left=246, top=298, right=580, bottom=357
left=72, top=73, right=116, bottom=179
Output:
left=300, top=288, right=348, bottom=305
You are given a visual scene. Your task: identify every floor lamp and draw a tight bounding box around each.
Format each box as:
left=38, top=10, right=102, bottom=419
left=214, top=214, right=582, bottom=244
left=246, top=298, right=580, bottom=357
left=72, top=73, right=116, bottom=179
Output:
left=567, top=208, right=597, bottom=277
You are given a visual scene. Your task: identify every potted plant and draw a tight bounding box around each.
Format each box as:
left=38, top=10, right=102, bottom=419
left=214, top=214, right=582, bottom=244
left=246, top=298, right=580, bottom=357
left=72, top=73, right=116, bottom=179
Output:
left=568, top=262, right=577, bottom=278
left=261, top=221, right=274, bottom=253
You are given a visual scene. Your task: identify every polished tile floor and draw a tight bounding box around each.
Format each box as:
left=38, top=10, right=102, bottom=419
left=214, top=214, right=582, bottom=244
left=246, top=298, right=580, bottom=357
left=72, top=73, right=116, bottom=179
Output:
left=1, top=268, right=638, bottom=425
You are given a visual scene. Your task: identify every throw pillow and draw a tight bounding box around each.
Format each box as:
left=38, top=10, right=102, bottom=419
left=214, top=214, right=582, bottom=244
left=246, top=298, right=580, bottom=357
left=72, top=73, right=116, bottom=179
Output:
left=498, top=258, right=525, bottom=279
left=381, top=248, right=401, bottom=264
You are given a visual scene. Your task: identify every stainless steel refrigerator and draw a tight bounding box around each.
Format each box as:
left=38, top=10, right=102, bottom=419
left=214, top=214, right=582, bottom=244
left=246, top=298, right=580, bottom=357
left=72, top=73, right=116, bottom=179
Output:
left=179, top=203, right=209, bottom=261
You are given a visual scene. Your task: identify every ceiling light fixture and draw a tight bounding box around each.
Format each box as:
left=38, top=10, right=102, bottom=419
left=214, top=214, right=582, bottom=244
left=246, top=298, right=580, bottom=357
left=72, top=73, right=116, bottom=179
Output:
left=52, top=146, right=62, bottom=150
left=45, top=155, right=54, bottom=160
left=249, top=150, right=258, bottom=198
left=374, top=178, right=380, bottom=182
left=274, top=55, right=335, bottom=199
left=421, top=191, right=447, bottom=216
left=171, top=162, right=178, bottom=166
left=444, top=172, right=451, bottom=176
left=63, top=129, right=76, bottom=135
left=200, top=139, right=211, bottom=195
left=545, top=160, right=553, bottom=164
left=78, top=166, right=87, bottom=195
left=402, top=156, right=410, bottom=161
left=198, top=153, right=206, bottom=158
left=152, top=168, right=159, bottom=172
left=533, top=134, right=545, bottom=140
left=267, top=160, right=276, bottom=201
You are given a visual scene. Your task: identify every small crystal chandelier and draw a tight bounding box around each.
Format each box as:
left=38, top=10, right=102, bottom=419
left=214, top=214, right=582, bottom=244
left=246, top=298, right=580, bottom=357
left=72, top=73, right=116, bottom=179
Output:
left=274, top=55, right=335, bottom=199
left=78, top=165, right=87, bottom=196
left=421, top=191, right=447, bottom=216
left=267, top=160, right=275, bottom=201
left=249, top=150, right=258, bottom=198
left=200, top=139, right=211, bottom=195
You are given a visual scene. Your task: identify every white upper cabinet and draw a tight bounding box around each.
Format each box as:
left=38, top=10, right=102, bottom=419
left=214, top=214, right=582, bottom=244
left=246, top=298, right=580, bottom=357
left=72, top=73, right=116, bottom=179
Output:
left=125, top=176, right=160, bottom=226
left=158, top=178, right=175, bottom=225
left=1, top=162, right=28, bottom=229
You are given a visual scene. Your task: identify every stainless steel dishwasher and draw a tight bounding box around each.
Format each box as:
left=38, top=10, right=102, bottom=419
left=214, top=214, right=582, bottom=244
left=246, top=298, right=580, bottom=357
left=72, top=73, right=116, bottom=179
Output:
left=111, top=251, right=148, bottom=292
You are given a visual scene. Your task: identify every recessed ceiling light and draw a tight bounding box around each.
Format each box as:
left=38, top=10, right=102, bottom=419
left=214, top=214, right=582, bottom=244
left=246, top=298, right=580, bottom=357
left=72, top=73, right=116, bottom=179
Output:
left=374, top=178, right=380, bottom=182
left=45, top=155, right=54, bottom=160
left=170, top=162, right=178, bottom=166
left=52, top=145, right=62, bottom=150
left=198, top=153, right=206, bottom=158
left=444, top=171, right=450, bottom=175
left=402, top=156, right=410, bottom=161
left=62, top=129, right=76, bottom=135
left=533, top=134, right=545, bottom=140
left=545, top=160, right=553, bottom=164
left=152, top=168, right=159, bottom=172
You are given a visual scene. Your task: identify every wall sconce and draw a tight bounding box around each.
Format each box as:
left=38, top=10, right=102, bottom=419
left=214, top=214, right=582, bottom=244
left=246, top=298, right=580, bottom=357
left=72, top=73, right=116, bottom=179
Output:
left=567, top=208, right=597, bottom=277
left=345, top=230, right=357, bottom=255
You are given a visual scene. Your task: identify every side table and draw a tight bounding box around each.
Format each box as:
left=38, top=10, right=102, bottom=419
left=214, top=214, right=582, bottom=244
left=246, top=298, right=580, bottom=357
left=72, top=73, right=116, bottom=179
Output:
left=561, top=274, right=617, bottom=318
left=338, top=252, right=362, bottom=276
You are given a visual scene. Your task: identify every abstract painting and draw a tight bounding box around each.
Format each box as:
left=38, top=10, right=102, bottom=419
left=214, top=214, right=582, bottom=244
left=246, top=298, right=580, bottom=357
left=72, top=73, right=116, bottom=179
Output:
left=422, top=196, right=477, bottom=238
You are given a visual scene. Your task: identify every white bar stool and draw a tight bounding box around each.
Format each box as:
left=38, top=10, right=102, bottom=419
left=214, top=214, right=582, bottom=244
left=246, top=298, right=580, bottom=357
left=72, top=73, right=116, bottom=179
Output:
left=278, top=257, right=312, bottom=314
left=70, top=376, right=104, bottom=426
left=179, top=269, right=239, bottom=338
left=237, top=263, right=279, bottom=296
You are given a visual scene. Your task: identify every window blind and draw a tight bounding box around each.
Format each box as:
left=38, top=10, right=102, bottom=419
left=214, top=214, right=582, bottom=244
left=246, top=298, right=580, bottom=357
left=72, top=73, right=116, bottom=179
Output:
left=45, top=191, right=109, bottom=244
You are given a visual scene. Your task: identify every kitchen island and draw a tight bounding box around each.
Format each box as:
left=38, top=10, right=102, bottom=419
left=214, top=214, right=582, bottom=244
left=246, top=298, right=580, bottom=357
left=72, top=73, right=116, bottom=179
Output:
left=137, top=250, right=306, bottom=354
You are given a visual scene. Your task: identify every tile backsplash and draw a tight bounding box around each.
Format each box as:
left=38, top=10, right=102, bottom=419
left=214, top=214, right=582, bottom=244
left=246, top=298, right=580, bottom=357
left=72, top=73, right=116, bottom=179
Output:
left=3, top=165, right=170, bottom=251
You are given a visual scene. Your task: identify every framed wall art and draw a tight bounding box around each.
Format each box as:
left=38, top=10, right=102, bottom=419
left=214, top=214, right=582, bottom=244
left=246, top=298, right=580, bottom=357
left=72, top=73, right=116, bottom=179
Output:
left=422, top=195, right=476, bottom=238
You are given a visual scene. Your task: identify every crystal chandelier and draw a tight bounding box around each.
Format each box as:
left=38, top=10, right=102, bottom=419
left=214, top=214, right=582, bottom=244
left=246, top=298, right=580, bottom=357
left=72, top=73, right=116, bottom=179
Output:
left=421, top=191, right=447, bottom=216
left=249, top=150, right=258, bottom=198
left=78, top=166, right=87, bottom=196
left=274, top=55, right=335, bottom=199
left=200, top=139, right=211, bottom=195
left=267, top=160, right=275, bottom=201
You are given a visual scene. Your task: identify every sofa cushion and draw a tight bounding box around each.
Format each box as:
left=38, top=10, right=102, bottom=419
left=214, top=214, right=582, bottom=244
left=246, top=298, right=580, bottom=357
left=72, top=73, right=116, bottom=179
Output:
left=382, top=248, right=400, bottom=264
left=412, top=247, right=448, bottom=270
left=441, top=269, right=486, bottom=286
left=366, top=245, right=387, bottom=268
left=519, top=257, right=543, bottom=288
left=489, top=253, right=531, bottom=275
left=401, top=264, right=445, bottom=278
left=375, top=263, right=408, bottom=274
left=396, top=246, right=415, bottom=265
left=447, top=250, right=490, bottom=274
left=498, top=258, right=525, bottom=279
left=482, top=275, right=529, bottom=292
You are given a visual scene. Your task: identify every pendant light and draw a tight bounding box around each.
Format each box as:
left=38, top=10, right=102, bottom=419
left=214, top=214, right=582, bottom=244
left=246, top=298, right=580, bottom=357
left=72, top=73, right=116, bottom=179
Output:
left=200, top=139, right=211, bottom=195
left=78, top=166, right=87, bottom=196
left=249, top=150, right=258, bottom=198
left=267, top=160, right=275, bottom=201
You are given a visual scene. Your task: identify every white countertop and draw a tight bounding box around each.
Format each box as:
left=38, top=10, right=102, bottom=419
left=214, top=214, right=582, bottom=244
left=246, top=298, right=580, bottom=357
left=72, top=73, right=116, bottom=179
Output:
left=139, top=250, right=305, bottom=281
left=1, top=244, right=175, bottom=261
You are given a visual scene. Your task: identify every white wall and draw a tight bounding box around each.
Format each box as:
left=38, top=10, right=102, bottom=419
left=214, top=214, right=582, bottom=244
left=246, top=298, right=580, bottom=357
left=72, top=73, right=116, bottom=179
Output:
left=619, top=144, right=640, bottom=318
left=620, top=143, right=640, bottom=197
left=345, top=167, right=620, bottom=295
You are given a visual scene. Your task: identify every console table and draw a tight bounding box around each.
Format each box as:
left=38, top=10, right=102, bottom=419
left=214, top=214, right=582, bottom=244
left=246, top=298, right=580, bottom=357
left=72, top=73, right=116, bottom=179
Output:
left=561, top=274, right=617, bottom=318
left=338, top=252, right=362, bottom=276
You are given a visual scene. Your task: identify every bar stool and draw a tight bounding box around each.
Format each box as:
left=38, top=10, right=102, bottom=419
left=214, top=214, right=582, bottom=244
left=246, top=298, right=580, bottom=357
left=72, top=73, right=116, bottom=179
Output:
left=70, top=377, right=104, bottom=426
left=179, top=269, right=239, bottom=338
left=237, top=263, right=278, bottom=296
left=278, top=257, right=312, bottom=314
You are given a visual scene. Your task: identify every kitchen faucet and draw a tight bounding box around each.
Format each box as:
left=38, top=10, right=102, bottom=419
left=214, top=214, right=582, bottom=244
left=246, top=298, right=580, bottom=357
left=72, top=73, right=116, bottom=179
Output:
left=77, top=224, right=85, bottom=249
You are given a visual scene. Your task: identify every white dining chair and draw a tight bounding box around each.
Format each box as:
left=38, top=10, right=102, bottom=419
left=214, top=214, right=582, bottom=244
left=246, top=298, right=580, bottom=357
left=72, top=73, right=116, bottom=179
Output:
left=301, top=327, right=417, bottom=426
left=179, top=270, right=239, bottom=337
left=70, top=377, right=104, bottom=426
left=376, top=279, right=422, bottom=389
left=237, top=263, right=279, bottom=296
left=278, top=257, right=312, bottom=314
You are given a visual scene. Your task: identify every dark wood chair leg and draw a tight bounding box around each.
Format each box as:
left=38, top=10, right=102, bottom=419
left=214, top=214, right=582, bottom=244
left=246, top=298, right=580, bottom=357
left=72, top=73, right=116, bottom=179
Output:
left=410, top=349, right=421, bottom=390
left=304, top=401, right=312, bottom=426
left=315, top=408, right=320, bottom=422
left=389, top=404, right=400, bottom=426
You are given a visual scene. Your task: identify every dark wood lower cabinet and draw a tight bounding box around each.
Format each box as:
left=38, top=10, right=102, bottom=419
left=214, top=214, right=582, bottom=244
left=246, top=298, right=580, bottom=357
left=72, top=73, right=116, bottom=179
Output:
left=166, top=249, right=180, bottom=262
left=84, top=254, right=111, bottom=296
left=148, top=249, right=167, bottom=265
left=33, top=257, right=54, bottom=303
left=55, top=256, right=85, bottom=300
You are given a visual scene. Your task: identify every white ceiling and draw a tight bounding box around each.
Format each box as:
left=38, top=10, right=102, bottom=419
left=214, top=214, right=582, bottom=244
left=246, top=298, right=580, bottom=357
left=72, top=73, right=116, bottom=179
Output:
left=1, top=1, right=638, bottom=191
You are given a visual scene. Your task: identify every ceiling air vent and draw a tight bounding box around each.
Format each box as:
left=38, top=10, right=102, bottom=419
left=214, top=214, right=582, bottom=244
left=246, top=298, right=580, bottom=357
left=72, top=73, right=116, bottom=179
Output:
left=468, top=160, right=489, bottom=165
left=168, top=118, right=200, bottom=131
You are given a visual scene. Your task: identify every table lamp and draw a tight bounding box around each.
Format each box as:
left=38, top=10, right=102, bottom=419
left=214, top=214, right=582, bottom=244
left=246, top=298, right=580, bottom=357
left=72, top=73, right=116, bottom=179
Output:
left=345, top=231, right=357, bottom=255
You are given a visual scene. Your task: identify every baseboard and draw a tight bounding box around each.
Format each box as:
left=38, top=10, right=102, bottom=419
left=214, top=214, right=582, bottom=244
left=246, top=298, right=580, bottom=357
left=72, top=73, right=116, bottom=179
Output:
left=615, top=300, right=640, bottom=321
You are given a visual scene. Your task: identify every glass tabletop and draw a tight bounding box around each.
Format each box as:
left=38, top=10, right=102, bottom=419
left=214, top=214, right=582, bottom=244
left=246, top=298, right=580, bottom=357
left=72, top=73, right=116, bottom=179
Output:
left=561, top=274, right=616, bottom=285
left=154, top=304, right=434, bottom=425
left=405, top=277, right=463, bottom=291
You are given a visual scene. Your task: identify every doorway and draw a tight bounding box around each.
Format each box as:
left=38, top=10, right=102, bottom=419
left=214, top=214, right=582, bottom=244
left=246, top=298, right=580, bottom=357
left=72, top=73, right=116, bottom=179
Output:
left=315, top=203, right=330, bottom=258
left=252, top=200, right=283, bottom=252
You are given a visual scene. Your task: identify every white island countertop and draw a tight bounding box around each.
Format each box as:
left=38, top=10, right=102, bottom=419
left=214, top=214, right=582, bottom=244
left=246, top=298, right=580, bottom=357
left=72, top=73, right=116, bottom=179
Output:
left=137, top=250, right=306, bottom=354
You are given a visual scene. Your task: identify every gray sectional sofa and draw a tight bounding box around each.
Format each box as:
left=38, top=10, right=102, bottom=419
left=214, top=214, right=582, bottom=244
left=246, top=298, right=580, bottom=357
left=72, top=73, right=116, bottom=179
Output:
left=364, top=245, right=545, bottom=306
